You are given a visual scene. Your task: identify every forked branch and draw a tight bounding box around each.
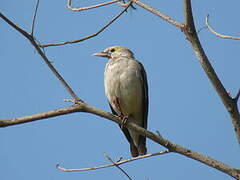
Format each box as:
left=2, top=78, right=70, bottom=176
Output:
left=182, top=0, right=240, bottom=144
left=56, top=150, right=170, bottom=172
left=130, top=0, right=240, bottom=148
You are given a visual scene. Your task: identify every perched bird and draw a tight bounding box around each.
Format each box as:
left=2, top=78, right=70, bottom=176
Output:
left=93, top=46, right=148, bottom=157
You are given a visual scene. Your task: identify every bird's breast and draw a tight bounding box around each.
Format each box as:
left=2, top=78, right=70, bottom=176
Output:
left=104, top=59, right=143, bottom=116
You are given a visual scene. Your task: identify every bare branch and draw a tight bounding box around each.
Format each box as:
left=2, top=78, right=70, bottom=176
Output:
left=0, top=13, right=82, bottom=102
left=205, top=14, right=240, bottom=40
left=182, top=0, right=240, bottom=144
left=2, top=2, right=240, bottom=179
left=0, top=105, right=83, bottom=127
left=56, top=150, right=170, bottom=172
left=0, top=99, right=239, bottom=178
left=104, top=153, right=132, bottom=180
left=130, top=0, right=184, bottom=28
left=31, top=0, right=40, bottom=36
left=40, top=2, right=132, bottom=48
left=67, top=0, right=120, bottom=12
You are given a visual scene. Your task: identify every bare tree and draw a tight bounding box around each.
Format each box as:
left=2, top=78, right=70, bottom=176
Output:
left=1, top=0, right=239, bottom=179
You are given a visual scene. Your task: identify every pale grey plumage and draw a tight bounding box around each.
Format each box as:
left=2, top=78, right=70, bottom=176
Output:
left=93, top=46, right=148, bottom=157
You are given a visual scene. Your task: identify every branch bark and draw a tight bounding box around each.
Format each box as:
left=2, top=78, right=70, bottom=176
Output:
left=131, top=0, right=184, bottom=28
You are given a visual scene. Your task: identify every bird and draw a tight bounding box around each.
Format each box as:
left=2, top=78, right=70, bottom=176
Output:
left=93, top=46, right=148, bottom=157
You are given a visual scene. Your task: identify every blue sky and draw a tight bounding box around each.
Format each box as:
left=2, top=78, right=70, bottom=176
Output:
left=1, top=0, right=240, bottom=179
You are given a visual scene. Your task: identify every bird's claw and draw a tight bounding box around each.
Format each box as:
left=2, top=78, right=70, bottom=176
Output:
left=120, top=116, right=128, bottom=129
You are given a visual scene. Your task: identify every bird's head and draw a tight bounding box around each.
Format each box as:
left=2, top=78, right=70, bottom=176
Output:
left=92, top=46, right=134, bottom=59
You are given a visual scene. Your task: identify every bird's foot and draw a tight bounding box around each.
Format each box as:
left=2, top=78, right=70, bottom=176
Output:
left=120, top=115, right=128, bottom=129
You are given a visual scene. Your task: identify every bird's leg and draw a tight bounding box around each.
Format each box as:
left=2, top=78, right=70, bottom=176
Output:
left=113, top=97, right=128, bottom=129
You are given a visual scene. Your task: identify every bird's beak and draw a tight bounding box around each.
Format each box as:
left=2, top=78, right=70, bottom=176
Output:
left=92, top=51, right=109, bottom=58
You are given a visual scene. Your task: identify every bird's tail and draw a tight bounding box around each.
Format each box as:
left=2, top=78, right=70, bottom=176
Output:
left=130, top=137, right=147, bottom=157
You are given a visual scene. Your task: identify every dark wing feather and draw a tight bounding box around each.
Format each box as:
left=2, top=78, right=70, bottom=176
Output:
left=137, top=61, right=149, bottom=149
left=139, top=61, right=148, bottom=130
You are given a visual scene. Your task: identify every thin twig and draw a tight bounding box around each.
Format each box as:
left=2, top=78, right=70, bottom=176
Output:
left=40, top=2, right=132, bottom=48
left=205, top=14, right=240, bottom=40
left=130, top=0, right=184, bottom=29
left=31, top=0, right=40, bottom=36
left=67, top=0, right=120, bottom=11
left=56, top=150, right=170, bottom=172
left=0, top=13, right=82, bottom=102
left=104, top=153, right=132, bottom=180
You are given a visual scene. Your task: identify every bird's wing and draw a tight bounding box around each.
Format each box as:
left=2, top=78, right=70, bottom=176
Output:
left=138, top=61, right=149, bottom=130
left=135, top=61, right=149, bottom=152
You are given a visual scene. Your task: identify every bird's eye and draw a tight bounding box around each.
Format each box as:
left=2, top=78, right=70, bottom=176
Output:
left=110, top=48, right=115, bottom=52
